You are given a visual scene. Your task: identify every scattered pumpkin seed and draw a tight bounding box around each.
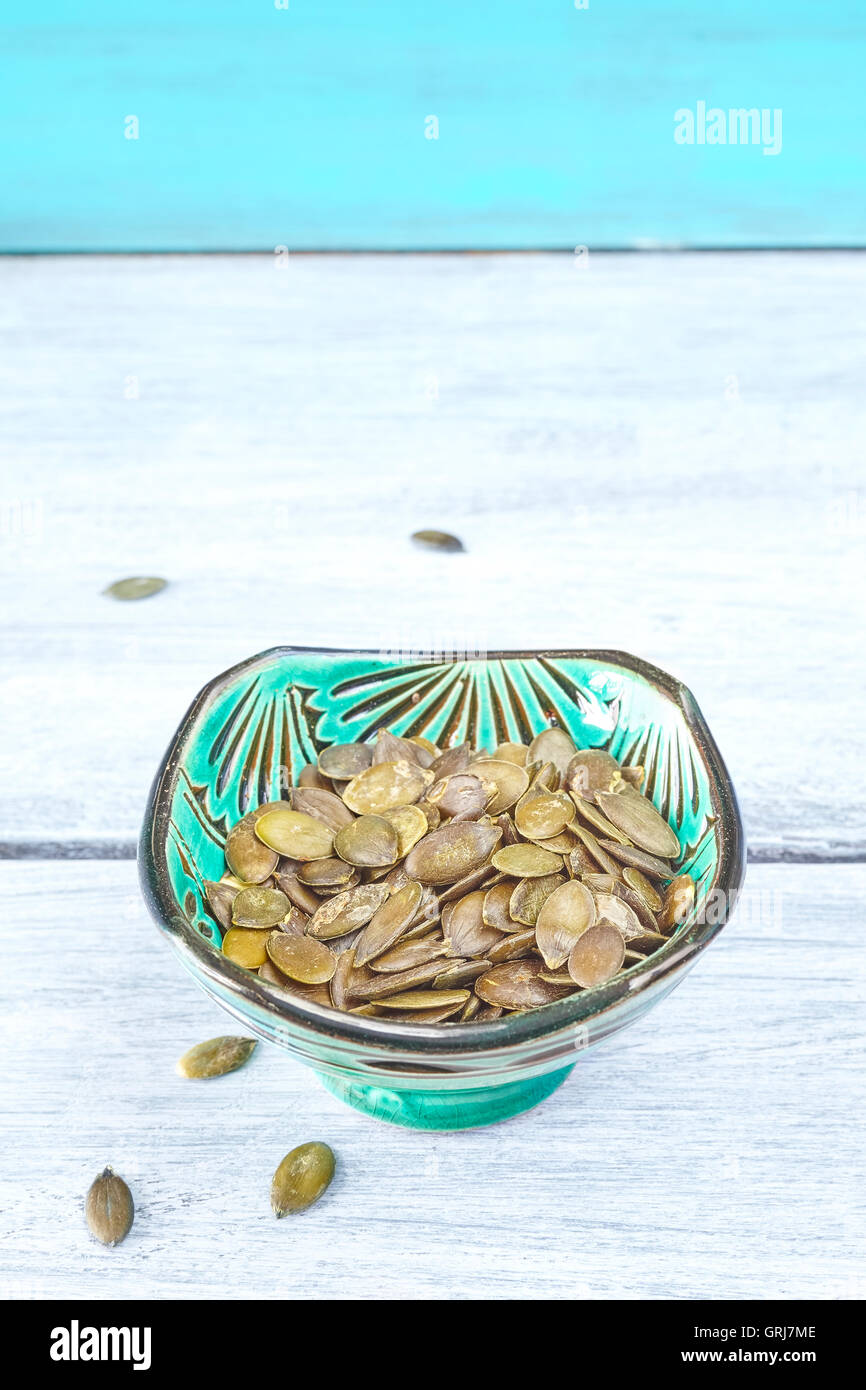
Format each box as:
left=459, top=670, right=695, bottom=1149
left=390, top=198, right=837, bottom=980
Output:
left=103, top=575, right=167, bottom=601
left=177, top=1036, right=256, bottom=1079
left=271, top=1141, right=335, bottom=1217
left=85, top=1168, right=134, bottom=1246
left=410, top=529, right=465, bottom=552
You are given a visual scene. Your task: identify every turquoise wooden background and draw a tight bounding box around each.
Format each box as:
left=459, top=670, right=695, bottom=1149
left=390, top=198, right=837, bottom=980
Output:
left=1, top=0, right=864, bottom=251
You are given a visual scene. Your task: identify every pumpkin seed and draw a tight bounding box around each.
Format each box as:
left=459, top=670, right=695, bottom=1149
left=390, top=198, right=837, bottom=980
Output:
left=318, top=742, right=372, bottom=780
left=571, top=825, right=622, bottom=876
left=623, top=867, right=663, bottom=912
left=267, top=931, right=336, bottom=984
left=275, top=871, right=323, bottom=915
left=433, top=958, right=492, bottom=988
left=527, top=727, right=576, bottom=778
left=428, top=742, right=472, bottom=779
left=342, top=759, right=431, bottom=815
left=203, top=879, right=236, bottom=931
left=514, top=790, right=574, bottom=841
left=405, top=820, right=502, bottom=884
left=591, top=892, right=644, bottom=942
left=596, top=789, right=681, bottom=859
left=565, top=748, right=621, bottom=800
left=482, top=880, right=520, bottom=932
left=567, top=921, right=625, bottom=987
left=85, top=1168, right=134, bottom=1246
left=222, top=926, right=269, bottom=969
left=375, top=989, right=469, bottom=1010
left=103, top=575, right=167, bottom=601
left=371, top=934, right=450, bottom=973
left=177, top=1036, right=256, bottom=1079
left=491, top=843, right=562, bottom=877
left=410, top=529, right=464, bottom=552
left=598, top=839, right=674, bottom=880
left=354, top=881, right=423, bottom=966
left=429, top=773, right=490, bottom=819
left=380, top=804, right=429, bottom=856
left=255, top=808, right=335, bottom=861
left=486, top=927, right=538, bottom=963
left=569, top=793, right=632, bottom=844
left=271, top=1141, right=335, bottom=1217
left=508, top=872, right=566, bottom=926
left=437, top=859, right=500, bottom=901
left=297, top=857, right=357, bottom=889
left=446, top=890, right=504, bottom=958
left=330, top=947, right=357, bottom=1009
left=372, top=729, right=424, bottom=765
left=467, top=759, right=529, bottom=814
left=297, top=763, right=332, bottom=790
left=475, top=958, right=572, bottom=1010
left=535, top=880, right=596, bottom=969
left=658, top=874, right=696, bottom=932
left=355, top=956, right=456, bottom=999
left=333, top=814, right=399, bottom=868
left=225, top=815, right=279, bottom=884
left=291, top=786, right=355, bottom=830
left=231, top=885, right=290, bottom=928
left=307, top=882, right=390, bottom=939
left=493, top=741, right=529, bottom=766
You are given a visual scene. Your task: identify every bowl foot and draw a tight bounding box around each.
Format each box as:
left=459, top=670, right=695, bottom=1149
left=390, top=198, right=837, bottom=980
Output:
left=318, top=1065, right=575, bottom=1130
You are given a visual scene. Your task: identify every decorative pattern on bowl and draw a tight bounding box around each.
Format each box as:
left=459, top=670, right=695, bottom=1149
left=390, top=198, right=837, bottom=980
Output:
left=139, top=648, right=745, bottom=1130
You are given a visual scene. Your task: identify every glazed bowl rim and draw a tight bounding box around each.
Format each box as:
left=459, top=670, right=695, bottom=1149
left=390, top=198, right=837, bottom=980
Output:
left=139, top=646, right=746, bottom=1057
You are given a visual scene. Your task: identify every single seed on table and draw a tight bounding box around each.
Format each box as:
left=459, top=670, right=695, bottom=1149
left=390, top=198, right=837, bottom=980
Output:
left=271, top=1142, right=336, bottom=1217
left=333, top=814, right=399, bottom=868
left=318, top=742, right=372, bottom=780
left=177, top=1036, right=256, bottom=1079
left=410, top=529, right=464, bottom=552
left=567, top=920, right=625, bottom=987
left=85, top=1168, right=134, bottom=1246
left=535, top=879, right=596, bottom=969
left=491, top=843, right=563, bottom=878
left=266, top=931, right=336, bottom=984
left=341, top=759, right=431, bottom=815
left=231, top=885, right=290, bottom=928
left=595, top=789, right=681, bottom=859
left=467, top=759, right=530, bottom=814
left=222, top=926, right=269, bottom=969
left=103, top=575, right=167, bottom=601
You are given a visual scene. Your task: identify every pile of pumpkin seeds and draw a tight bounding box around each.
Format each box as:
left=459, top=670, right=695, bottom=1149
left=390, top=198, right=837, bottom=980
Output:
left=203, top=727, right=696, bottom=1024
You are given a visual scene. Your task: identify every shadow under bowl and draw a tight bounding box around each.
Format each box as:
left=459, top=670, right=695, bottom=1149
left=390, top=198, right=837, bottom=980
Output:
left=139, top=648, right=745, bottom=1129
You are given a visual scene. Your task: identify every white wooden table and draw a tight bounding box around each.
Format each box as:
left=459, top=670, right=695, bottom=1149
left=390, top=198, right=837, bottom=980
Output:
left=1, top=252, right=864, bottom=1300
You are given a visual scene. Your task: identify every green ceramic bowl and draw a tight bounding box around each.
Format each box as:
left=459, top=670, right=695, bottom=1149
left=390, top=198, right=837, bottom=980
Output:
left=139, top=647, right=745, bottom=1130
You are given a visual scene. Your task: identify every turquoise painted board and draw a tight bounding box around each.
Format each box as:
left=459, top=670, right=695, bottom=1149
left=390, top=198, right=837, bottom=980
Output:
left=1, top=1, right=864, bottom=250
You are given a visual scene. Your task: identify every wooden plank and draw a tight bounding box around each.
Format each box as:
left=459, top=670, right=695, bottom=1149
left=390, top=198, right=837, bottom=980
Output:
left=0, top=860, right=862, bottom=1300
left=2, top=2, right=865, bottom=250
left=1, top=252, right=864, bottom=856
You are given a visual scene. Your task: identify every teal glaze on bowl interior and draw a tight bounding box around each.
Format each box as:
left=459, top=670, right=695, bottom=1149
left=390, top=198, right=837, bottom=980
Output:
left=139, top=649, right=745, bottom=1130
